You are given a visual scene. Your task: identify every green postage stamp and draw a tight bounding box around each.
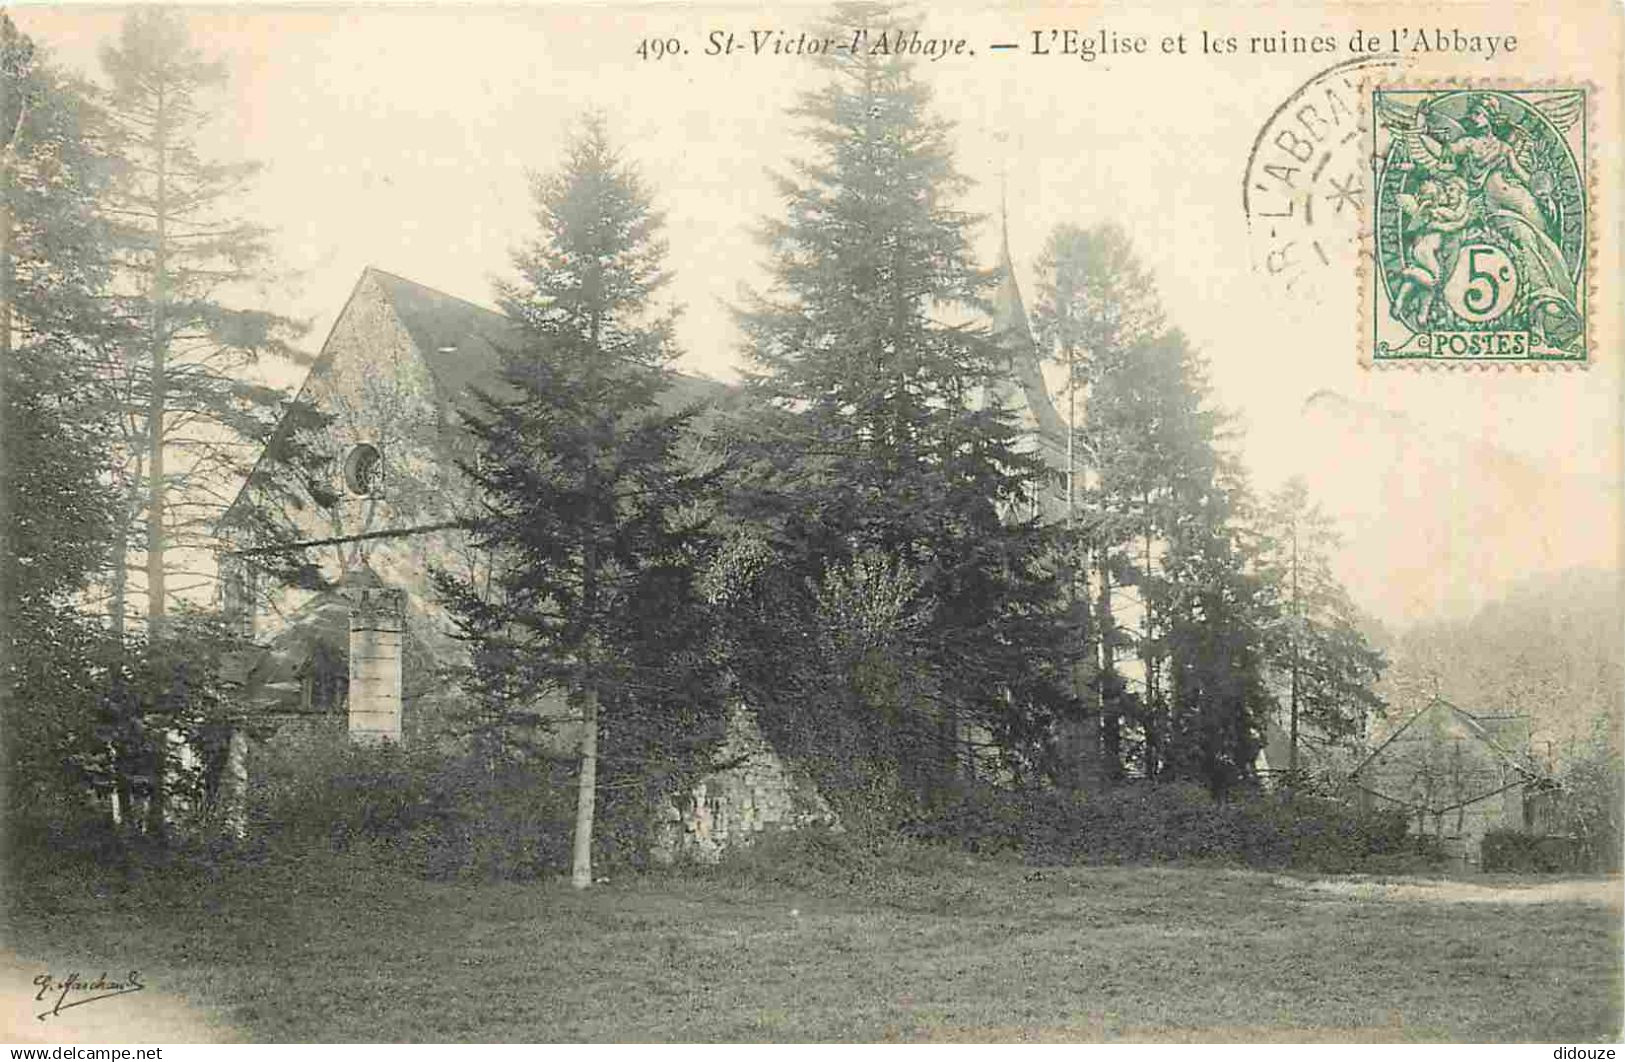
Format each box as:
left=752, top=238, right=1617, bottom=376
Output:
left=1368, top=86, right=1589, bottom=364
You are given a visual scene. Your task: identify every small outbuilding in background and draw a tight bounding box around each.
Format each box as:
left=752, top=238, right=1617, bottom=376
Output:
left=1349, top=695, right=1557, bottom=867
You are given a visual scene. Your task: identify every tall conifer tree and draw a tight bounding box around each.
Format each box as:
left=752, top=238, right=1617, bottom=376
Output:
left=1034, top=223, right=1169, bottom=783
left=86, top=9, right=316, bottom=837
left=733, top=8, right=1072, bottom=803
left=98, top=8, right=304, bottom=631
left=436, top=117, right=724, bottom=887
left=1255, top=477, right=1385, bottom=785
left=1035, top=222, right=1274, bottom=793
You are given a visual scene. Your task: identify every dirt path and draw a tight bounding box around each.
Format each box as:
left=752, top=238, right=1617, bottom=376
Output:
left=1, top=952, right=237, bottom=1044
left=1274, top=875, right=1623, bottom=906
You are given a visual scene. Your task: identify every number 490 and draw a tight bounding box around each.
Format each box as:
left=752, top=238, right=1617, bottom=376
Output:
left=637, top=37, right=683, bottom=59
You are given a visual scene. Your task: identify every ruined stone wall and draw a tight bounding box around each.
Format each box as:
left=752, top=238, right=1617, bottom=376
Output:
left=654, top=703, right=838, bottom=864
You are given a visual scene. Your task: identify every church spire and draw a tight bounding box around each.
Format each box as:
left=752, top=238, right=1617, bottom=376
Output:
left=991, top=180, right=1032, bottom=349
left=986, top=188, right=1068, bottom=451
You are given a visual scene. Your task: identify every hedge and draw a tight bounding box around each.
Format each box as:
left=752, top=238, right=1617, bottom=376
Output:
left=1480, top=829, right=1585, bottom=873
left=900, top=781, right=1435, bottom=872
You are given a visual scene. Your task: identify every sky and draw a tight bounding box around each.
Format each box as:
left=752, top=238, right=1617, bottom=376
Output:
left=13, top=1, right=1623, bottom=629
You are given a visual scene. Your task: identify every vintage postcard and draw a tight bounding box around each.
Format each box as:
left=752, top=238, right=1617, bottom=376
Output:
left=2, top=0, right=1621, bottom=1048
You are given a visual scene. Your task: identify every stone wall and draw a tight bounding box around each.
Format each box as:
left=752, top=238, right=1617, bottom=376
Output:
left=654, top=703, right=838, bottom=864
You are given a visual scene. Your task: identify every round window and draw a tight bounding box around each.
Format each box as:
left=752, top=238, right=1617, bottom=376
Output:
left=342, top=443, right=384, bottom=497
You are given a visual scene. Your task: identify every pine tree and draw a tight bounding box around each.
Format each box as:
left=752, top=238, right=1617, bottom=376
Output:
left=1159, top=441, right=1272, bottom=795
left=2, top=14, right=121, bottom=376
left=1034, top=223, right=1272, bottom=793
left=82, top=9, right=318, bottom=838
left=1033, top=223, right=1168, bottom=782
left=97, top=8, right=305, bottom=633
left=1255, top=477, right=1385, bottom=786
left=435, top=117, right=725, bottom=888
left=732, top=11, right=1072, bottom=806
left=1035, top=224, right=1188, bottom=782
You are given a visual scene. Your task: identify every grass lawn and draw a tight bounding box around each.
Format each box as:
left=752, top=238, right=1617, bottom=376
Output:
left=5, top=844, right=1620, bottom=1042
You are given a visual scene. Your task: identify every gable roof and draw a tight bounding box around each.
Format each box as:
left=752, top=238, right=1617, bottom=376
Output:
left=364, top=268, right=513, bottom=414
left=219, top=268, right=735, bottom=538
left=1353, top=695, right=1541, bottom=781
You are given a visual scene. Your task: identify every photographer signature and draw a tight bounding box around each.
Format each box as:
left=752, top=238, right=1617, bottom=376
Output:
left=32, top=971, right=146, bottom=1021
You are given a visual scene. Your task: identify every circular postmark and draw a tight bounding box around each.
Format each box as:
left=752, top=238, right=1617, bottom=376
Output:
left=1243, top=54, right=1400, bottom=314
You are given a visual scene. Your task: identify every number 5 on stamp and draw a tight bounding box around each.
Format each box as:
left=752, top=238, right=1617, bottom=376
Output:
left=1367, top=86, right=1589, bottom=364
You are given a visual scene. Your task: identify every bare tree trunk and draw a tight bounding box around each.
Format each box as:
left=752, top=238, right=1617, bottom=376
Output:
left=140, top=84, right=171, bottom=840
left=1, top=96, right=25, bottom=367
left=1097, top=553, right=1120, bottom=780
left=570, top=313, right=605, bottom=890
left=570, top=687, right=599, bottom=890
left=222, top=727, right=249, bottom=839
left=1060, top=544, right=1101, bottom=791
left=1141, top=512, right=1158, bottom=780
left=1, top=144, right=13, bottom=367
left=110, top=508, right=129, bottom=640
left=146, top=84, right=169, bottom=627
left=1287, top=515, right=1300, bottom=792
left=109, top=468, right=137, bottom=831
left=1059, top=361, right=1104, bottom=792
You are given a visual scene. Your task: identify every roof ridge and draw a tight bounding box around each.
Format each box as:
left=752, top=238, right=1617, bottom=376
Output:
left=362, top=265, right=508, bottom=323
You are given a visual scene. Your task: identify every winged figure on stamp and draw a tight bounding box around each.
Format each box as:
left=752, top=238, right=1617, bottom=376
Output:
left=1378, top=90, right=1583, bottom=344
